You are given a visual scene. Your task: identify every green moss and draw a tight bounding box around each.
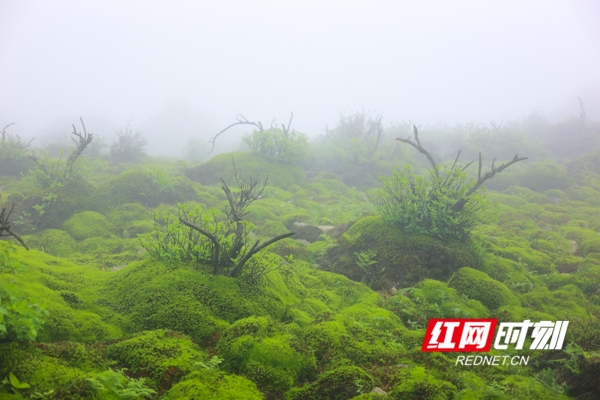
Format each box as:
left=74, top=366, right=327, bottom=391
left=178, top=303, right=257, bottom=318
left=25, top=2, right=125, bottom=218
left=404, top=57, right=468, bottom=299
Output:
left=500, top=375, right=569, bottom=400
left=0, top=342, right=95, bottom=396
left=62, top=211, right=118, bottom=241
left=185, top=152, right=307, bottom=189
left=324, top=216, right=476, bottom=290
left=254, top=219, right=288, bottom=239
left=269, top=238, right=311, bottom=261
left=518, top=285, right=589, bottom=320
left=163, top=369, right=263, bottom=400
left=288, top=366, right=374, bottom=400
left=25, top=229, right=77, bottom=257
left=518, top=161, right=571, bottom=192
left=478, top=255, right=531, bottom=293
left=387, top=366, right=457, bottom=399
left=408, top=279, right=489, bottom=318
left=282, top=212, right=313, bottom=230
left=125, top=220, right=155, bottom=236
left=246, top=204, right=277, bottom=224
left=96, top=170, right=192, bottom=211
left=107, top=329, right=207, bottom=389
left=106, top=203, right=150, bottom=229
left=18, top=180, right=98, bottom=232
left=449, top=268, right=520, bottom=310
left=492, top=245, right=554, bottom=274
left=216, top=316, right=317, bottom=392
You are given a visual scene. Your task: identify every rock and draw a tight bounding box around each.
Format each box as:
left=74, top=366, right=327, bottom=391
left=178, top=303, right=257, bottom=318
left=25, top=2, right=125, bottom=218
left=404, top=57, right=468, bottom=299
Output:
left=316, top=225, right=336, bottom=233
left=371, top=387, right=387, bottom=395
left=570, top=240, right=578, bottom=253
left=293, top=225, right=324, bottom=243
left=293, top=221, right=309, bottom=228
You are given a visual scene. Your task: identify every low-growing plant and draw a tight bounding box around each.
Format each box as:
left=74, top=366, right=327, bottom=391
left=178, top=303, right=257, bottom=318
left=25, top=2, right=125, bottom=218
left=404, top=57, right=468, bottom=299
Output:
left=0, top=244, right=48, bottom=341
left=141, top=170, right=295, bottom=279
left=371, top=126, right=525, bottom=240
left=243, top=127, right=308, bottom=164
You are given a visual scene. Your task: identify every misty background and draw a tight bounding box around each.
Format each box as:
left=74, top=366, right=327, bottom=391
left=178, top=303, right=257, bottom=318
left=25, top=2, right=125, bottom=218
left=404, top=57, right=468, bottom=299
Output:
left=1, top=0, right=599, bottom=157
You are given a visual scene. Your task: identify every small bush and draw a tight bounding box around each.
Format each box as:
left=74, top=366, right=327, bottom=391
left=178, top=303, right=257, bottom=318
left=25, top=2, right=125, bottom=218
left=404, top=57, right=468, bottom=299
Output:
left=243, top=127, right=308, bottom=164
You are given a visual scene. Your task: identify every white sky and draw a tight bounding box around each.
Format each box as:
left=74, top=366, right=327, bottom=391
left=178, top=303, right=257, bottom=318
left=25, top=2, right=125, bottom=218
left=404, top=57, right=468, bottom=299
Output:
left=1, top=0, right=599, bottom=155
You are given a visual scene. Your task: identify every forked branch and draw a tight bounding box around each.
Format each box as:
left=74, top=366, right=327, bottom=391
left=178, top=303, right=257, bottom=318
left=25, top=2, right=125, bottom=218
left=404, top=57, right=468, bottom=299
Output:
left=228, top=231, right=296, bottom=278
left=0, top=203, right=29, bottom=250
left=397, top=125, right=439, bottom=176
left=67, top=117, right=94, bottom=165
left=452, top=153, right=527, bottom=212
left=209, top=114, right=264, bottom=154
left=178, top=217, right=221, bottom=274
left=1, top=123, right=15, bottom=142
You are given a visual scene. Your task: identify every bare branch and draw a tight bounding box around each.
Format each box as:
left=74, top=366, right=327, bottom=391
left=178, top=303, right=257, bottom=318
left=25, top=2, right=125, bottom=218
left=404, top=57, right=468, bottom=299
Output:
left=178, top=217, right=221, bottom=274
left=228, top=231, right=296, bottom=277
left=67, top=117, right=94, bottom=165
left=1, top=123, right=15, bottom=142
left=282, top=112, right=294, bottom=136
left=0, top=203, right=29, bottom=250
left=396, top=125, right=439, bottom=175
left=208, top=114, right=264, bottom=154
left=366, top=114, right=383, bottom=160
left=452, top=153, right=527, bottom=212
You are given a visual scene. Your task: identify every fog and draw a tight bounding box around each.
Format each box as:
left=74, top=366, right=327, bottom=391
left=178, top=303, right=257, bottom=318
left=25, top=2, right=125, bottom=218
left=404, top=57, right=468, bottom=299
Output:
left=1, top=0, right=599, bottom=156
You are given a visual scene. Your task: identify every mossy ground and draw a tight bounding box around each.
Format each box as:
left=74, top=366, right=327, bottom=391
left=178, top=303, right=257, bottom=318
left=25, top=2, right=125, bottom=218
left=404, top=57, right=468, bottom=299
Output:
left=2, top=147, right=600, bottom=399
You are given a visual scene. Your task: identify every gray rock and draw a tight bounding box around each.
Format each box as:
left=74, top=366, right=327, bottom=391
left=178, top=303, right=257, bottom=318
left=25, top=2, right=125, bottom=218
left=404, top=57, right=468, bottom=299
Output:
left=371, top=387, right=387, bottom=395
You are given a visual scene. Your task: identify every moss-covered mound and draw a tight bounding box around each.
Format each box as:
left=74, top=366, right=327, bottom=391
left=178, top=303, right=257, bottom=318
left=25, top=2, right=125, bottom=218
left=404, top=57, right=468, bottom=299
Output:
left=448, top=267, right=520, bottom=310
left=62, top=211, right=118, bottom=241
left=107, top=329, right=207, bottom=390
left=288, top=366, right=374, bottom=400
left=95, top=170, right=197, bottom=211
left=322, top=216, right=476, bottom=290
left=185, top=151, right=307, bottom=189
left=163, top=369, right=263, bottom=400
left=216, top=316, right=317, bottom=392
left=15, top=180, right=98, bottom=232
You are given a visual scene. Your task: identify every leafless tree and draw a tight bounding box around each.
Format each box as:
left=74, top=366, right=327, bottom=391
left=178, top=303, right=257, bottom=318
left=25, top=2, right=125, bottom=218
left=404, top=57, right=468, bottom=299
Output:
left=179, top=166, right=295, bottom=277
left=29, top=117, right=93, bottom=170
left=1, top=123, right=34, bottom=149
left=208, top=112, right=294, bottom=154
left=110, top=121, right=147, bottom=163
left=0, top=200, right=28, bottom=250
left=397, top=125, right=527, bottom=212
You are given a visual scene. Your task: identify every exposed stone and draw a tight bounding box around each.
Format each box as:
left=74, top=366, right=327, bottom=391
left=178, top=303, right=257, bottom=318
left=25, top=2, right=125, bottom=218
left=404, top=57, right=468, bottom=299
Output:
left=371, top=387, right=387, bottom=395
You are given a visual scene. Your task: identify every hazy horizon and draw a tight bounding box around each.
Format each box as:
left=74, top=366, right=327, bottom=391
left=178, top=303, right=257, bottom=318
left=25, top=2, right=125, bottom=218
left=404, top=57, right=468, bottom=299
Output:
left=1, top=0, right=599, bottom=156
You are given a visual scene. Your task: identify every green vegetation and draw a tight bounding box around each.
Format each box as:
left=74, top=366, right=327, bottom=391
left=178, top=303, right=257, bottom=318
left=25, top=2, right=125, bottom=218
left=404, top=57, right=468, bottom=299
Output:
left=1, top=114, right=600, bottom=399
left=243, top=127, right=308, bottom=164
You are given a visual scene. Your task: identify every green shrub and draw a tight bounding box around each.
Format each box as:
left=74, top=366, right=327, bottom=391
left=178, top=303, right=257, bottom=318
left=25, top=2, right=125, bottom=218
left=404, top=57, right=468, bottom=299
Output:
left=448, top=267, right=520, bottom=310
left=372, top=164, right=494, bottom=241
left=243, top=127, right=308, bottom=164
left=0, top=244, right=48, bottom=341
